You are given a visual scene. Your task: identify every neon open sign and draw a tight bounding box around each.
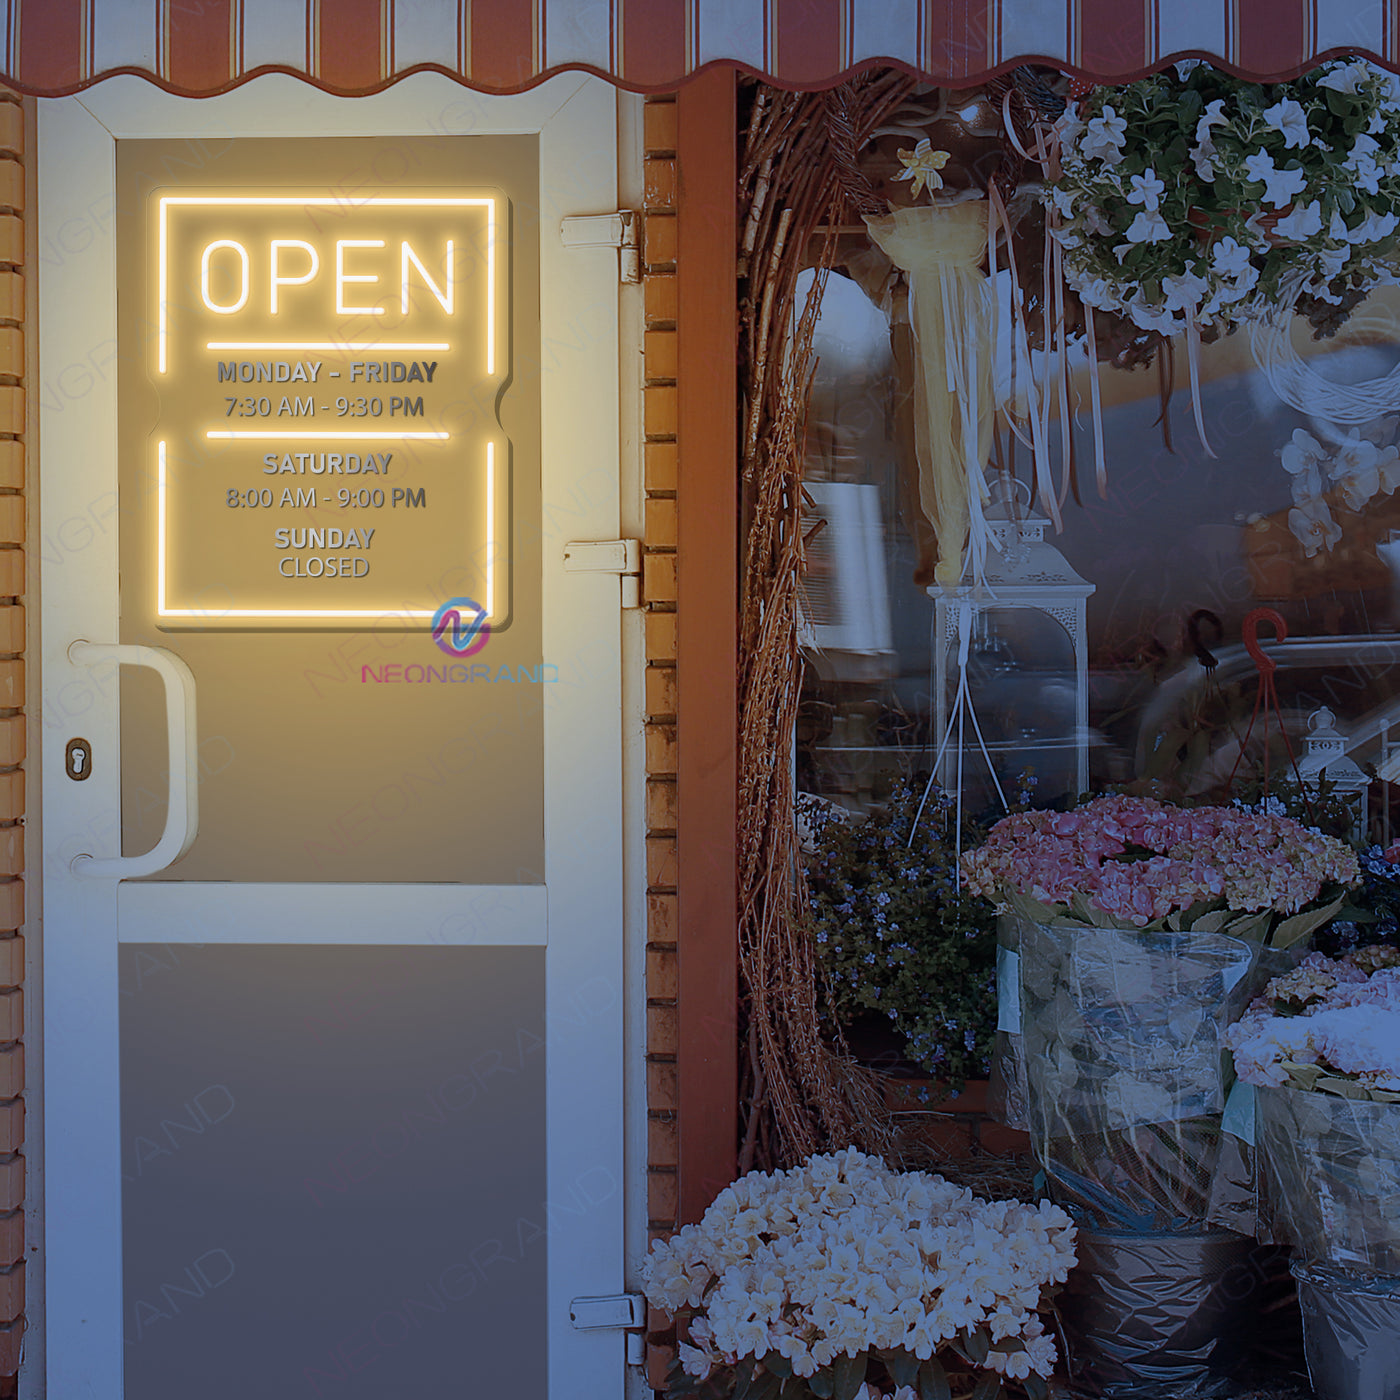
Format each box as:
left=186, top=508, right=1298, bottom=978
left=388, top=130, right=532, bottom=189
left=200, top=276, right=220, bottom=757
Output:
left=149, top=191, right=509, bottom=628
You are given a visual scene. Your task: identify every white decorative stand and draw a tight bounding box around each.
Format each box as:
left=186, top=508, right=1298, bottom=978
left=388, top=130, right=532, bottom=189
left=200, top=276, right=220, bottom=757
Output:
left=931, top=481, right=1096, bottom=796
left=1298, top=705, right=1370, bottom=841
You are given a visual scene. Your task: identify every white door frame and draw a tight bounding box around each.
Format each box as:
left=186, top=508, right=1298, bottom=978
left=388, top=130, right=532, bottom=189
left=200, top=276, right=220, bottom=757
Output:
left=37, top=71, right=634, bottom=1398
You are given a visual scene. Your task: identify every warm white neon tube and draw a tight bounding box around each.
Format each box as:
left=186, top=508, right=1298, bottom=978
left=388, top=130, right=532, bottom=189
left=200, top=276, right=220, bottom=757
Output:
left=206, top=431, right=449, bottom=441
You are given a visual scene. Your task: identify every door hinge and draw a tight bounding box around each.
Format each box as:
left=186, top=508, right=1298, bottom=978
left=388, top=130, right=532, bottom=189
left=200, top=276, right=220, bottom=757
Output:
left=569, top=1292, right=645, bottom=1329
left=563, top=539, right=643, bottom=609
left=560, top=211, right=641, bottom=284
left=570, top=1292, right=647, bottom=1365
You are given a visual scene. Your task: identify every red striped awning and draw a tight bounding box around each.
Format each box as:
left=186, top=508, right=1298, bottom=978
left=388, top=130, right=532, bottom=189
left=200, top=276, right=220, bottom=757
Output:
left=1, top=0, right=1395, bottom=97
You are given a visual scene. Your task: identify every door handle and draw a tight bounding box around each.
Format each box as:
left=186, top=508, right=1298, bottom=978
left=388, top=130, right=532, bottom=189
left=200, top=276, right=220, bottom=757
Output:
left=67, top=641, right=199, bottom=879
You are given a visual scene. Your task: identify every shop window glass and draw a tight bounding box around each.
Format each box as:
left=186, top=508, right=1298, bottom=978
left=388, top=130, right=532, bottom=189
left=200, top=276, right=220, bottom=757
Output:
left=797, top=264, right=1400, bottom=829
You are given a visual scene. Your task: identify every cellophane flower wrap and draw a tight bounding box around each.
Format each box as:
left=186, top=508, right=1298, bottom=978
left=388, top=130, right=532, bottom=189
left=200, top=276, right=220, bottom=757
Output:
left=1047, top=59, right=1400, bottom=337
left=640, top=1149, right=1076, bottom=1400
left=961, top=797, right=1357, bottom=1233
left=1228, top=949, right=1400, bottom=1273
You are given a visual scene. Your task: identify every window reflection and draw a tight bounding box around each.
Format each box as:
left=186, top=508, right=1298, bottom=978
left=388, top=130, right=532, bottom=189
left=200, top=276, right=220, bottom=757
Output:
left=796, top=265, right=1400, bottom=828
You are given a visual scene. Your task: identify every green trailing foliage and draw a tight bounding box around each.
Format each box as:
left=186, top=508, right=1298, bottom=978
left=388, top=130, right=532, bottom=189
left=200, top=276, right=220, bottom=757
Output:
left=800, top=778, right=998, bottom=1088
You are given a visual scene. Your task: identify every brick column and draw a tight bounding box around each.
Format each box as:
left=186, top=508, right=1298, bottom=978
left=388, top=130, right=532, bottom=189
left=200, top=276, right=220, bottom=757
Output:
left=0, top=89, right=27, bottom=1386
left=641, top=92, right=681, bottom=1241
left=640, top=93, right=682, bottom=1392
left=640, top=71, right=740, bottom=1392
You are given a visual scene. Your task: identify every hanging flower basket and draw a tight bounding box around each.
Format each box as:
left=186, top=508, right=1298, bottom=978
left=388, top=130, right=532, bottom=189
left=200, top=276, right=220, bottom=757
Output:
left=1047, top=59, right=1400, bottom=341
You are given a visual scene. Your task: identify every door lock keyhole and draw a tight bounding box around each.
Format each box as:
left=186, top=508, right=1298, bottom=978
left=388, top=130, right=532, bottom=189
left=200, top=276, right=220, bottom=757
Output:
left=65, top=738, right=92, bottom=781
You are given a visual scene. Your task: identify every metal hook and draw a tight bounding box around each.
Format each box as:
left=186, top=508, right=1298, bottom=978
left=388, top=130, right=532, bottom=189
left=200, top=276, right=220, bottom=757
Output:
left=1242, top=607, right=1288, bottom=679
left=1186, top=608, right=1223, bottom=674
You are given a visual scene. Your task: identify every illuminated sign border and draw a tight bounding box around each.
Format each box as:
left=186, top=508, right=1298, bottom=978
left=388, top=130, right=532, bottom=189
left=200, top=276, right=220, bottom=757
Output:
left=153, top=193, right=504, bottom=627
left=156, top=440, right=499, bottom=623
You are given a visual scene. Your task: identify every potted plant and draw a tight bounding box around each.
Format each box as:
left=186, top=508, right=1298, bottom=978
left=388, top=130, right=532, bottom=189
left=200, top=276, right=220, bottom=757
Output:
left=1226, top=946, right=1400, bottom=1400
left=640, top=1148, right=1076, bottom=1400
left=801, top=780, right=997, bottom=1092
left=961, top=794, right=1359, bottom=1397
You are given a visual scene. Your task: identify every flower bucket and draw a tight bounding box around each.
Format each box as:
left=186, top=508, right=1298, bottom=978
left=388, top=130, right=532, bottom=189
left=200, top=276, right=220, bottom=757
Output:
left=1292, top=1263, right=1400, bottom=1400
left=1252, top=1089, right=1400, bottom=1400
left=1256, top=1087, right=1400, bottom=1275
left=1020, top=921, right=1263, bottom=1231
left=1058, top=1229, right=1260, bottom=1398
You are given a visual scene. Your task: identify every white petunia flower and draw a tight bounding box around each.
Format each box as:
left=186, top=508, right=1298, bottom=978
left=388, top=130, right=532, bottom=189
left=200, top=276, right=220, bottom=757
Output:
left=1345, top=132, right=1384, bottom=193
left=1126, top=167, right=1166, bottom=211
left=1161, top=269, right=1209, bottom=312
left=1378, top=444, right=1400, bottom=495
left=1263, top=98, right=1310, bottom=148
left=1243, top=150, right=1309, bottom=207
left=1125, top=292, right=1182, bottom=334
left=1054, top=106, right=1085, bottom=150
left=1210, top=236, right=1254, bottom=280
left=1271, top=199, right=1324, bottom=242
left=1192, top=99, right=1228, bottom=179
left=1082, top=205, right=1114, bottom=237
left=1319, top=59, right=1371, bottom=96
left=1314, top=244, right=1350, bottom=283
left=1195, top=98, right=1228, bottom=145
left=1072, top=272, right=1125, bottom=312
left=1348, top=208, right=1399, bottom=245
left=1124, top=208, right=1170, bottom=244
left=1080, top=104, right=1128, bottom=163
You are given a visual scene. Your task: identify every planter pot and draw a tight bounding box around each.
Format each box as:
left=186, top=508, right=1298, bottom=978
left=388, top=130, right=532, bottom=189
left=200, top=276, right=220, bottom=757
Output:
left=1293, top=1263, right=1400, bottom=1400
left=1059, top=1229, right=1259, bottom=1399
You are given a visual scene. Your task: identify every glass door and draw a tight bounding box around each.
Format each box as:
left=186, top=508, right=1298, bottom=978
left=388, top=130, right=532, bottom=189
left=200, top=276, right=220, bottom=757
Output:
left=40, top=74, right=630, bottom=1399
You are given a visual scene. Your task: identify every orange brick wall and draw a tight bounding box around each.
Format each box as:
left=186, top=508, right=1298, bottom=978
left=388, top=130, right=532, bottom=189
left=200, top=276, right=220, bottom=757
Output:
left=641, top=94, right=680, bottom=1244
left=641, top=94, right=681, bottom=1390
left=0, top=89, right=26, bottom=1385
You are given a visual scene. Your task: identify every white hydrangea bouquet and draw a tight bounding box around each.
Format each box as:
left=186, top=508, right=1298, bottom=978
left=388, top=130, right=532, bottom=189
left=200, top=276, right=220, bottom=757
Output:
left=1226, top=944, right=1400, bottom=1099
left=640, top=1149, right=1076, bottom=1400
left=1048, top=58, right=1400, bottom=339
left=1227, top=947, right=1400, bottom=1273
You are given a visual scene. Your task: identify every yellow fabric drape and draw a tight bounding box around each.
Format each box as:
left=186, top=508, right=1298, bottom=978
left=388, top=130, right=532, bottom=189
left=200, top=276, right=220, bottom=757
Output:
left=864, top=201, right=994, bottom=586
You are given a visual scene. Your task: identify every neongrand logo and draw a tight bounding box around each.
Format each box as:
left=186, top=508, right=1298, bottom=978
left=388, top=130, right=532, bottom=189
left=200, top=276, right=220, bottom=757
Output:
left=431, top=596, right=490, bottom=657
left=358, top=597, right=557, bottom=684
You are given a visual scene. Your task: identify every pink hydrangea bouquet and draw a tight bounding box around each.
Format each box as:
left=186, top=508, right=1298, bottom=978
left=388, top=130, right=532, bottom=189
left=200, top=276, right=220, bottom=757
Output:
left=961, top=795, right=1358, bottom=946
left=641, top=1148, right=1075, bottom=1400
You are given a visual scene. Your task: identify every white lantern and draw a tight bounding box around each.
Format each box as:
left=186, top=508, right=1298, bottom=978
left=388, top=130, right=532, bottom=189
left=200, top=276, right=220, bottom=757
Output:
left=1297, top=705, right=1370, bottom=840
left=930, top=480, right=1096, bottom=799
